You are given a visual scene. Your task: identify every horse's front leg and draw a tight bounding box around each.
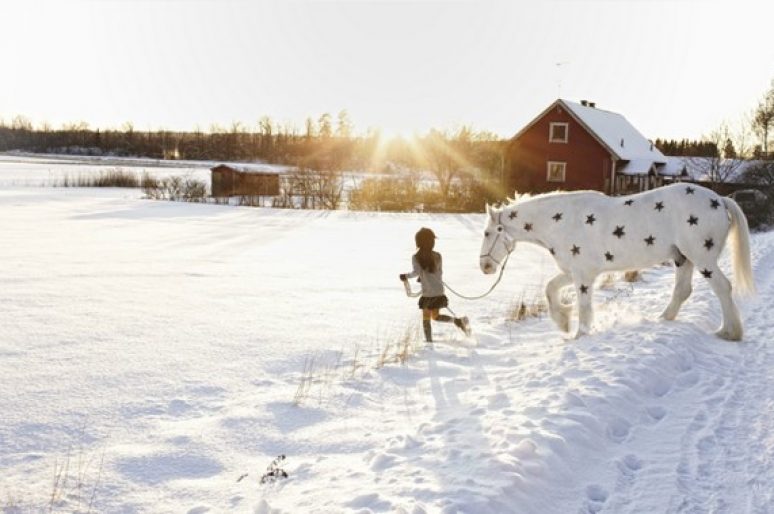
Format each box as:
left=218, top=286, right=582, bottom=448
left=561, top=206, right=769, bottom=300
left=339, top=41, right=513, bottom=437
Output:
left=572, top=274, right=597, bottom=339
left=545, top=272, right=573, bottom=332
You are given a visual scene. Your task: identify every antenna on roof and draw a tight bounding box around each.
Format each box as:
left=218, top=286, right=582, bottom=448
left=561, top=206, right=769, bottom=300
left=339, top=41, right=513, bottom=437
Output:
left=555, top=61, right=568, bottom=98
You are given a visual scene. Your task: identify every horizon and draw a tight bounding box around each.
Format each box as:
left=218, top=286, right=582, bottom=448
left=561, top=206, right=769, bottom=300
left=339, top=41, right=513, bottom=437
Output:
left=2, top=0, right=773, bottom=141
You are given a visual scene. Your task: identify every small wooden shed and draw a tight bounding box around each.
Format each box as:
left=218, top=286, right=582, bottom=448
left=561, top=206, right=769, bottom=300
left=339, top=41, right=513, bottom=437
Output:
left=210, top=164, right=280, bottom=197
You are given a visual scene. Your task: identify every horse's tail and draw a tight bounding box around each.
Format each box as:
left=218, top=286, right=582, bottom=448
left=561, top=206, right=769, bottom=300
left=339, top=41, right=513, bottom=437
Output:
left=723, top=197, right=756, bottom=296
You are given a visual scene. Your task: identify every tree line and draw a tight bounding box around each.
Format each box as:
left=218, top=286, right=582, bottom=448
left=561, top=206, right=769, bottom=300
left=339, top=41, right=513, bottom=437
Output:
left=0, top=110, right=507, bottom=211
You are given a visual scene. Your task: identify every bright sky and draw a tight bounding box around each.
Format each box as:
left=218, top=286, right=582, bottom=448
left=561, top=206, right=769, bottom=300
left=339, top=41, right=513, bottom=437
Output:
left=2, top=0, right=773, bottom=140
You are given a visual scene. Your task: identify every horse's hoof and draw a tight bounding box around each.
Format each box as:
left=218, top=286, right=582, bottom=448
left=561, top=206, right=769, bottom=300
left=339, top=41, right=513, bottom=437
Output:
left=659, top=310, right=677, bottom=321
left=715, top=328, right=743, bottom=341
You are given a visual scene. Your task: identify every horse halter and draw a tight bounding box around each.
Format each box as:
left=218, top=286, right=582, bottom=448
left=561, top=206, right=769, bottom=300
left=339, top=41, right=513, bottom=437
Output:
left=480, top=211, right=515, bottom=266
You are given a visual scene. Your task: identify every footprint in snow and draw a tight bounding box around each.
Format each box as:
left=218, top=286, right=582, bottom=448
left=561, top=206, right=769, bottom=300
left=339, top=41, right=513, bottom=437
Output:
left=617, top=454, right=643, bottom=477
left=606, top=418, right=631, bottom=443
left=584, top=484, right=609, bottom=513
left=646, top=405, right=667, bottom=422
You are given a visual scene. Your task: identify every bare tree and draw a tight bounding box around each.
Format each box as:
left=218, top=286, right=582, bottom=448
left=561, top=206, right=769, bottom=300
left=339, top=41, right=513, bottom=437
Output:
left=688, top=122, right=750, bottom=187
left=743, top=161, right=774, bottom=193
left=752, top=79, right=774, bottom=158
left=336, top=110, right=353, bottom=139
left=421, top=127, right=475, bottom=202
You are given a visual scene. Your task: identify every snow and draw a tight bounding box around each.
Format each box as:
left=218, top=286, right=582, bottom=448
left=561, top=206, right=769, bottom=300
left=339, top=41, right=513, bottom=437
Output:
left=0, top=152, right=294, bottom=187
left=2, top=156, right=774, bottom=513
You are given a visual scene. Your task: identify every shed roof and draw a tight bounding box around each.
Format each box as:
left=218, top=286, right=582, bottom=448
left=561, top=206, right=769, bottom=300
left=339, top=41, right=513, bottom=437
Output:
left=211, top=163, right=281, bottom=175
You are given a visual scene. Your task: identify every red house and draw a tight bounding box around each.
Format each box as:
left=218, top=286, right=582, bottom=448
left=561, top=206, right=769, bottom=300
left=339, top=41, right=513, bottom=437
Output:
left=504, top=99, right=684, bottom=195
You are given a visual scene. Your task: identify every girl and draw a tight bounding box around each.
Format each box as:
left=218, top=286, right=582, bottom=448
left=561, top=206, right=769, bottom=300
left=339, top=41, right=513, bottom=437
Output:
left=400, top=227, right=470, bottom=342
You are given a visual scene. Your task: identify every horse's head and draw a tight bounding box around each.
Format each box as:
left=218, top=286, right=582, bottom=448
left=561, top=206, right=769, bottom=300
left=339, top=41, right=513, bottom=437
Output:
left=480, top=204, right=515, bottom=274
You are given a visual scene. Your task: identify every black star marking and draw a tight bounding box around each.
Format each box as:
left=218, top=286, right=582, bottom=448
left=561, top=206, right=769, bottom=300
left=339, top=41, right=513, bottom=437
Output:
left=701, top=268, right=713, bottom=279
left=687, top=215, right=699, bottom=226
left=613, top=226, right=626, bottom=238
left=579, top=284, right=589, bottom=294
left=552, top=212, right=563, bottom=222
left=604, top=251, right=614, bottom=262
left=549, top=247, right=556, bottom=256
left=508, top=210, right=518, bottom=219
left=654, top=201, right=664, bottom=211
left=624, top=199, right=634, bottom=206
left=704, top=238, right=714, bottom=250
left=571, top=244, right=581, bottom=256
left=644, top=235, right=655, bottom=246
left=586, top=214, right=596, bottom=225
left=686, top=186, right=695, bottom=195
left=710, top=198, right=721, bottom=209
left=524, top=222, right=533, bottom=232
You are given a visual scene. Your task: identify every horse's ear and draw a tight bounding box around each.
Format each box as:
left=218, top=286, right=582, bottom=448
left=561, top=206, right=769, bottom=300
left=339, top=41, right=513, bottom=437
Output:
left=486, top=204, right=496, bottom=221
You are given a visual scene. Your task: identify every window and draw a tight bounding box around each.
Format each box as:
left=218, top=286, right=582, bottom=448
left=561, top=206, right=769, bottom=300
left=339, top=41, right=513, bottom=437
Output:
left=549, top=122, right=568, bottom=143
left=547, top=161, right=566, bottom=182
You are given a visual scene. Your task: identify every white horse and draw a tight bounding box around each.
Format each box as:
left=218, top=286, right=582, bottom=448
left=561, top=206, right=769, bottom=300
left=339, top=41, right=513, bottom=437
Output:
left=479, top=183, right=755, bottom=340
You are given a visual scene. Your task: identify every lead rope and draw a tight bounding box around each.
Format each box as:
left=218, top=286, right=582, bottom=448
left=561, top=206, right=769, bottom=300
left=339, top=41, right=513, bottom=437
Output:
left=442, top=250, right=511, bottom=301
left=401, top=251, right=511, bottom=301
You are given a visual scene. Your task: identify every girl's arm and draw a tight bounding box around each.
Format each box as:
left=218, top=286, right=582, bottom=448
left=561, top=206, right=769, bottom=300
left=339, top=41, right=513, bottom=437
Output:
left=403, top=255, right=421, bottom=279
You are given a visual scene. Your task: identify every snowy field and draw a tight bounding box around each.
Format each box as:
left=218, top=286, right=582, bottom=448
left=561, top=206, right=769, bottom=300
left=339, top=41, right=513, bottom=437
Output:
left=1, top=157, right=774, bottom=513
left=0, top=152, right=292, bottom=187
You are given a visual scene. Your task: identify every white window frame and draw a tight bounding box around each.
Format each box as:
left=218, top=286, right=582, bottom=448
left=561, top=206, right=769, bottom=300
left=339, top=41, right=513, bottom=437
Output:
left=549, top=122, right=569, bottom=143
left=546, top=161, right=566, bottom=183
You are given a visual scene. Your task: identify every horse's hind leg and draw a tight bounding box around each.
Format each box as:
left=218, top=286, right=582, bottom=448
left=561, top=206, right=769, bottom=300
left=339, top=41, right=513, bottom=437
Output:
left=697, top=263, right=743, bottom=340
left=546, top=272, right=572, bottom=332
left=660, top=258, right=694, bottom=320
left=572, top=275, right=596, bottom=338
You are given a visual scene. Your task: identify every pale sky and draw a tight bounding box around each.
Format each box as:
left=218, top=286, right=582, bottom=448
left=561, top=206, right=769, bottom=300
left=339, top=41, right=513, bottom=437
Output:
left=2, top=0, right=773, bottom=140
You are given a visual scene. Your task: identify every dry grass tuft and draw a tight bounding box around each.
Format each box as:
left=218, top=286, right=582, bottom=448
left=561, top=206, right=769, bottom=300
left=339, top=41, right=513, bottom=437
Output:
left=293, top=325, right=421, bottom=406
left=507, top=291, right=548, bottom=321
left=623, top=270, right=642, bottom=282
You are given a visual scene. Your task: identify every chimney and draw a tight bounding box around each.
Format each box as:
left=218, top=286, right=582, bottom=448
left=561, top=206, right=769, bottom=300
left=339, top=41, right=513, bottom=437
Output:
left=580, top=100, right=588, bottom=106
left=589, top=102, right=596, bottom=108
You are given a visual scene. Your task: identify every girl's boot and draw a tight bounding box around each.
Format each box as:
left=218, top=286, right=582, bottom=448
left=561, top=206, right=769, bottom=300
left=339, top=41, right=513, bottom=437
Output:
left=422, top=320, right=433, bottom=342
left=454, top=317, right=471, bottom=336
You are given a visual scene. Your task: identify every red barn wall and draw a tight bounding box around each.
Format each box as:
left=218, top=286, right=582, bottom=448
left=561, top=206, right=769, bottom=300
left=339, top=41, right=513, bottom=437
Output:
left=504, top=104, right=613, bottom=194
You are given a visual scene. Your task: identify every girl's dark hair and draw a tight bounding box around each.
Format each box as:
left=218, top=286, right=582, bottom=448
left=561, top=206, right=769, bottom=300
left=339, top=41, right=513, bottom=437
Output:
left=414, top=227, right=437, bottom=273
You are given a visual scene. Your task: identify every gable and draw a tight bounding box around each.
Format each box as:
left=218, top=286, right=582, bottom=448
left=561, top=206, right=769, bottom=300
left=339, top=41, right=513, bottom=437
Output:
left=510, top=99, right=667, bottom=164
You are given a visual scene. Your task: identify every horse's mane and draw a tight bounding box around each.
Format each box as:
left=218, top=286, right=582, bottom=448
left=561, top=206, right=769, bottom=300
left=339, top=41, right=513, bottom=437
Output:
left=503, top=189, right=602, bottom=209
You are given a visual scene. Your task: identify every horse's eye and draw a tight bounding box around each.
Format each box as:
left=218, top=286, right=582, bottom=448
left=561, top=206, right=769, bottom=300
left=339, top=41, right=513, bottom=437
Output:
left=485, top=231, right=490, bottom=237
left=497, top=226, right=503, bottom=232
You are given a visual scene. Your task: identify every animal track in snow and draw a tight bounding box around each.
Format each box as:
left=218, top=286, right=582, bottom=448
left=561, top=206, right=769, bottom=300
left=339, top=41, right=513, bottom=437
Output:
left=606, top=418, right=631, bottom=443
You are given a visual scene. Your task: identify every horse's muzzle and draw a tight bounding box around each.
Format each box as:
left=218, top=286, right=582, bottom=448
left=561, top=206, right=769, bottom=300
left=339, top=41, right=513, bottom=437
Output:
left=480, top=257, right=497, bottom=274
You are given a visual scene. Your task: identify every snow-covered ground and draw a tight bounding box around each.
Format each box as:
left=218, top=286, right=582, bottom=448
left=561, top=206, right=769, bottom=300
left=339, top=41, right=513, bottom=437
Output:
left=1, top=158, right=773, bottom=513
left=0, top=152, right=293, bottom=187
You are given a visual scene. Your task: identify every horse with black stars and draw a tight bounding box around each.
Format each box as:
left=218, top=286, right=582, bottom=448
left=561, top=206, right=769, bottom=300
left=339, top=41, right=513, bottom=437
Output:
left=480, top=183, right=755, bottom=340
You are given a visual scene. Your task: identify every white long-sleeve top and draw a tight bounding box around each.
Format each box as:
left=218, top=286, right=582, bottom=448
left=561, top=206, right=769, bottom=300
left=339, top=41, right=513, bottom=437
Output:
left=405, top=252, right=445, bottom=297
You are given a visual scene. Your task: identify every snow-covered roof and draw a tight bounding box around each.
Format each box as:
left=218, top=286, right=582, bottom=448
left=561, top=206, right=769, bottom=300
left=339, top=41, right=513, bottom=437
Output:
left=661, top=157, right=690, bottom=177
left=616, top=159, right=658, bottom=175
left=560, top=99, right=667, bottom=163
left=211, top=163, right=281, bottom=175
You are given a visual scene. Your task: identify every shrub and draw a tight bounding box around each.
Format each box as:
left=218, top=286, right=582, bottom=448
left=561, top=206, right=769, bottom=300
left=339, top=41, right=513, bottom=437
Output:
left=144, top=176, right=208, bottom=202
left=60, top=168, right=140, bottom=188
